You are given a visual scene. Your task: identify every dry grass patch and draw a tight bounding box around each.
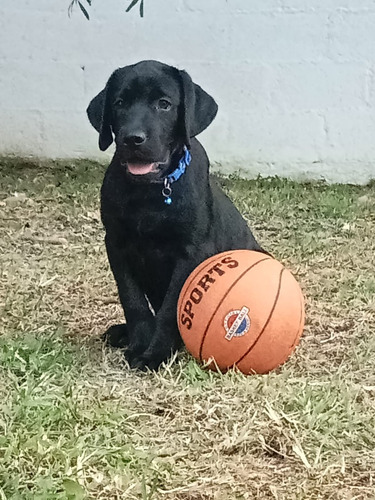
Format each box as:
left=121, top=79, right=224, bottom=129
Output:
left=0, top=158, right=374, bottom=499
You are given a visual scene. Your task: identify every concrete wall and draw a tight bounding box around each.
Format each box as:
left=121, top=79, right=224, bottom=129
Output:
left=1, top=0, right=375, bottom=183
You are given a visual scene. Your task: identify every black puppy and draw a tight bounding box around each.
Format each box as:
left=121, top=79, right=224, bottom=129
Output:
left=87, top=60, right=266, bottom=370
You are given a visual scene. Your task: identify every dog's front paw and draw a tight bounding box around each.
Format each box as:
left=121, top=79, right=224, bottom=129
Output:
left=124, top=345, right=160, bottom=371
left=129, top=356, right=155, bottom=371
left=102, top=324, right=129, bottom=348
left=128, top=344, right=177, bottom=371
left=128, top=352, right=164, bottom=371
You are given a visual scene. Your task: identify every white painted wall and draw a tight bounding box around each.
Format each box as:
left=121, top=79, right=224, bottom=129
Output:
left=1, top=0, right=375, bottom=183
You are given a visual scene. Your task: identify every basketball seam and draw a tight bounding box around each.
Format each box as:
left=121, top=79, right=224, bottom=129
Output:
left=290, top=288, right=305, bottom=348
left=234, top=267, right=285, bottom=368
left=198, top=256, right=272, bottom=362
left=258, top=282, right=304, bottom=373
left=178, top=252, right=233, bottom=311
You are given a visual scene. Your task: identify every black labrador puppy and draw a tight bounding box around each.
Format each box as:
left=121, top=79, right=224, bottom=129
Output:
left=87, top=60, right=266, bottom=370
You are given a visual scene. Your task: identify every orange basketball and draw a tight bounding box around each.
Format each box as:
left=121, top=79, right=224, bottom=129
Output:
left=177, top=250, right=305, bottom=374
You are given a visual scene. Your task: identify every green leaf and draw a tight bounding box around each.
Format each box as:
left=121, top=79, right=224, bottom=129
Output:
left=141, top=475, right=147, bottom=500
left=62, top=479, right=85, bottom=500
left=67, top=0, right=75, bottom=17
left=78, top=1, right=90, bottom=20
left=126, top=0, right=141, bottom=13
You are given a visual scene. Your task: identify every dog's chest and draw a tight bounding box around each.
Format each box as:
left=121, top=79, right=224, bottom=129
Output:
left=125, top=232, right=180, bottom=299
left=117, top=205, right=186, bottom=240
left=111, top=205, right=190, bottom=294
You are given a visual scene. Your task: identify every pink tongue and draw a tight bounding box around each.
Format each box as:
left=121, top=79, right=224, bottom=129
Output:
left=127, top=163, right=156, bottom=175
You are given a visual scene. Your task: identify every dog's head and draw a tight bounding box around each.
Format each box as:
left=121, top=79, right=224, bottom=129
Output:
left=87, top=60, right=217, bottom=178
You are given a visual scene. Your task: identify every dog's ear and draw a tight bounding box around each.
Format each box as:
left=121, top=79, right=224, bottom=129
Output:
left=87, top=72, right=117, bottom=151
left=179, top=70, right=218, bottom=147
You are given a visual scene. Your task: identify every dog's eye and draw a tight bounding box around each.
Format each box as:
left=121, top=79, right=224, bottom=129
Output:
left=114, top=98, right=124, bottom=108
left=157, top=99, right=172, bottom=111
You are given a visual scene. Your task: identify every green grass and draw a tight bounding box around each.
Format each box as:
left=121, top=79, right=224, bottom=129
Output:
left=0, top=157, right=374, bottom=499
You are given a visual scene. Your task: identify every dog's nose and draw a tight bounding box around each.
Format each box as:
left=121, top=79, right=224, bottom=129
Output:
left=123, top=132, right=147, bottom=147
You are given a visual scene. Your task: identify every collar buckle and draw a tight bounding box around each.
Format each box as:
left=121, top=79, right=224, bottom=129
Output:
left=162, top=146, right=191, bottom=205
left=162, top=178, right=172, bottom=205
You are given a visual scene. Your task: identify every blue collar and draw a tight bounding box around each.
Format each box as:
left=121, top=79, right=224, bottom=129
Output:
left=162, top=146, right=191, bottom=205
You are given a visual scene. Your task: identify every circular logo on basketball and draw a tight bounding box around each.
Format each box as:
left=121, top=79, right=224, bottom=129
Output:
left=224, top=306, right=251, bottom=341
